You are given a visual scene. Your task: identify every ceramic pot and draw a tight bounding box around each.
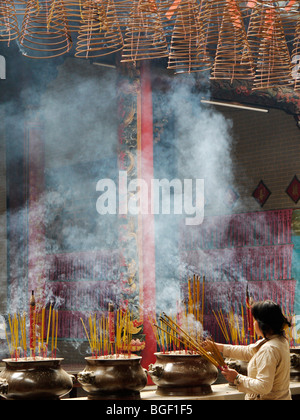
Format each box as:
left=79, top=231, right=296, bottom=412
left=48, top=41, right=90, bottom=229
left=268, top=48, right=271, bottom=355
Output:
left=0, top=358, right=74, bottom=400
left=78, top=355, right=148, bottom=400
left=148, top=352, right=218, bottom=396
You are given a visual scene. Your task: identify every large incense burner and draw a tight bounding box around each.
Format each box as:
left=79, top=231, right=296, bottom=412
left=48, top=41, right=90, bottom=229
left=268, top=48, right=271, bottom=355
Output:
left=78, top=355, right=147, bottom=400
left=148, top=351, right=218, bottom=396
left=0, top=358, right=74, bottom=400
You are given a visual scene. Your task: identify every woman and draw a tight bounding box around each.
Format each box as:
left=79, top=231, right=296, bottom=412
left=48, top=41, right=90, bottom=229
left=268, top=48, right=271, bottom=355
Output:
left=216, top=300, right=292, bottom=400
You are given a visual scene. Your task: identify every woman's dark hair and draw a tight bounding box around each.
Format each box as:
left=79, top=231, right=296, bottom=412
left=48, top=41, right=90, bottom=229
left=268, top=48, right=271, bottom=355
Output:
left=251, top=300, right=291, bottom=338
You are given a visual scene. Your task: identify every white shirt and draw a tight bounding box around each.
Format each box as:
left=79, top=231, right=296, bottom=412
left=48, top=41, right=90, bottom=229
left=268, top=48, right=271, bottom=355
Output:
left=223, top=335, right=292, bottom=400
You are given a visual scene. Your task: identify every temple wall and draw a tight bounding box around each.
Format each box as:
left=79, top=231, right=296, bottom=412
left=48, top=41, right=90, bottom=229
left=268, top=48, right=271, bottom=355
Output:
left=222, top=107, right=300, bottom=212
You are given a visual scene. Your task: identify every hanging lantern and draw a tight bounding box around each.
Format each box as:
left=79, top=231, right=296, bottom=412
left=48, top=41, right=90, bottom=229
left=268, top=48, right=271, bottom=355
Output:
left=19, top=0, right=72, bottom=58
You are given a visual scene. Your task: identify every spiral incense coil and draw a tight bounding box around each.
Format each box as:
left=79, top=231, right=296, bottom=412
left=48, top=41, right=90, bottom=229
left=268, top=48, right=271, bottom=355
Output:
left=0, top=0, right=19, bottom=43
left=246, top=0, right=269, bottom=62
left=201, top=0, right=247, bottom=61
left=19, top=0, right=72, bottom=59
left=237, top=0, right=256, bottom=20
left=211, top=0, right=255, bottom=81
left=167, top=0, right=211, bottom=74
left=252, top=2, right=292, bottom=90
left=62, top=0, right=85, bottom=33
left=156, top=0, right=187, bottom=38
left=279, top=1, right=300, bottom=40
left=291, top=11, right=300, bottom=91
left=121, top=0, right=168, bottom=63
left=113, top=0, right=131, bottom=34
left=14, top=0, right=28, bottom=15
left=75, top=0, right=123, bottom=58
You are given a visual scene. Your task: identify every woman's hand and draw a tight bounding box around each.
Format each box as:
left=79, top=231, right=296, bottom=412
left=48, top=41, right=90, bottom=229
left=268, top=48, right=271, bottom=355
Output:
left=203, top=340, right=224, bottom=353
left=221, top=366, right=239, bottom=383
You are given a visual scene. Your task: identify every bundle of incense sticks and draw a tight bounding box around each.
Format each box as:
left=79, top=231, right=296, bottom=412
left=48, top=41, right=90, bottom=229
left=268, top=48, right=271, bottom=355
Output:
left=152, top=312, right=226, bottom=370
left=213, top=286, right=257, bottom=345
left=178, top=274, right=205, bottom=342
left=80, top=304, right=135, bottom=357
left=148, top=274, right=206, bottom=353
left=4, top=291, right=59, bottom=360
left=213, top=305, right=257, bottom=345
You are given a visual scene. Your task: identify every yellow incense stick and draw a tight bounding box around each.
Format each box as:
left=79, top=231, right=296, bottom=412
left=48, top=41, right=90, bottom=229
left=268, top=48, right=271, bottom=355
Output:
left=80, top=317, right=92, bottom=351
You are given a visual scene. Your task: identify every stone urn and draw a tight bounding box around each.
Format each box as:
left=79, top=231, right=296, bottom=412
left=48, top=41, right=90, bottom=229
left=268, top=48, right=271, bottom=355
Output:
left=0, top=378, right=8, bottom=398
left=0, top=358, right=74, bottom=400
left=148, top=351, right=218, bottom=396
left=290, top=347, right=300, bottom=382
left=225, top=358, right=248, bottom=387
left=78, top=355, right=148, bottom=400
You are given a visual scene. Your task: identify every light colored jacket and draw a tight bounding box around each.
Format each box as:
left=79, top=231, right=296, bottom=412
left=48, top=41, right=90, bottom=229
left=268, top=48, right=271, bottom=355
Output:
left=223, top=335, right=292, bottom=400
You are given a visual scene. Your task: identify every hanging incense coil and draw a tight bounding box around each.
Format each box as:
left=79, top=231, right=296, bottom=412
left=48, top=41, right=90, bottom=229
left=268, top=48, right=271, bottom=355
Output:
left=279, top=0, right=300, bottom=41
left=121, top=0, right=168, bottom=63
left=19, top=0, right=72, bottom=59
left=251, top=1, right=292, bottom=90
left=167, top=0, right=211, bottom=74
left=246, top=0, right=269, bottom=62
left=62, top=0, right=84, bottom=33
left=201, top=0, right=247, bottom=61
left=237, top=0, right=256, bottom=20
left=156, top=0, right=188, bottom=38
left=113, top=0, right=131, bottom=34
left=0, top=0, right=19, bottom=43
left=291, top=10, right=300, bottom=91
left=75, top=0, right=123, bottom=58
left=14, top=0, right=28, bottom=15
left=211, top=0, right=255, bottom=81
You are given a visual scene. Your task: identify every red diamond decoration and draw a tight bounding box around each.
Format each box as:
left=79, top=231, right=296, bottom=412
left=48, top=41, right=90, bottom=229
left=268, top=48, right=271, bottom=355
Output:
left=286, top=175, right=300, bottom=203
left=252, top=180, right=271, bottom=207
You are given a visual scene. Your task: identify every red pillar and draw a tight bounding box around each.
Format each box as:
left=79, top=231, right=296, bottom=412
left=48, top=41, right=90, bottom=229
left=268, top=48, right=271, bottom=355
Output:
left=139, top=61, right=157, bottom=370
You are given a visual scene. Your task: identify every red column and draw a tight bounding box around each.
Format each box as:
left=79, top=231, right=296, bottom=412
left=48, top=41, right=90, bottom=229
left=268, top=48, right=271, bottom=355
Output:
left=139, top=61, right=157, bottom=371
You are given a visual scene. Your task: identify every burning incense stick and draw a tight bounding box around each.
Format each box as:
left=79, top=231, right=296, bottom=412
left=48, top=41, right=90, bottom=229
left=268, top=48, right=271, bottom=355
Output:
left=80, top=306, right=137, bottom=358
left=4, top=294, right=60, bottom=360
left=183, top=274, right=205, bottom=341
left=154, top=313, right=226, bottom=370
